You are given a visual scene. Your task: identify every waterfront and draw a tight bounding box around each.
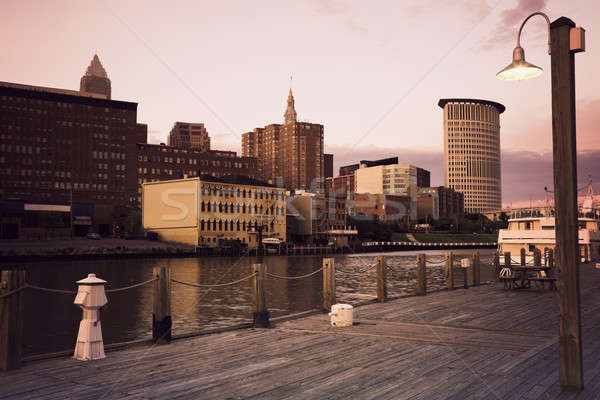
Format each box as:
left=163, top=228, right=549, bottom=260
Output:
left=12, top=249, right=495, bottom=356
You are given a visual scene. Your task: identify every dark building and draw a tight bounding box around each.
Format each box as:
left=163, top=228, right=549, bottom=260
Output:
left=136, top=144, right=257, bottom=203
left=416, top=167, right=430, bottom=188
left=242, top=89, right=324, bottom=191
left=167, top=121, right=210, bottom=151
left=79, top=54, right=111, bottom=99
left=437, top=186, right=465, bottom=219
left=324, top=153, right=334, bottom=179
left=0, top=63, right=145, bottom=237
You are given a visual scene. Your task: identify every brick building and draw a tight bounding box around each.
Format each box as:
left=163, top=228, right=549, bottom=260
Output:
left=242, top=89, right=324, bottom=191
left=167, top=121, right=210, bottom=151
left=352, top=193, right=412, bottom=224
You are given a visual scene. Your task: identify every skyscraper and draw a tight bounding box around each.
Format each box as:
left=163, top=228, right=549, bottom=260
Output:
left=438, top=98, right=505, bottom=213
left=79, top=54, right=111, bottom=99
left=242, top=89, right=324, bottom=191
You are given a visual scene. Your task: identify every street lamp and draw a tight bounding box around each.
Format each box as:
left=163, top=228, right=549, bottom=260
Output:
left=496, top=13, right=586, bottom=390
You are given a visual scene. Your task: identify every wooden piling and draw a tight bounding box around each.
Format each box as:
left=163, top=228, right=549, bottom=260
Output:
left=322, top=258, right=336, bottom=312
left=0, top=270, right=25, bottom=371
left=473, top=251, right=480, bottom=286
left=445, top=251, right=454, bottom=290
left=252, top=263, right=269, bottom=328
left=534, top=249, right=542, bottom=267
left=520, top=248, right=526, bottom=266
left=417, top=254, right=426, bottom=296
left=376, top=256, right=387, bottom=302
left=152, top=266, right=172, bottom=344
left=493, top=251, right=500, bottom=282
left=505, top=251, right=512, bottom=269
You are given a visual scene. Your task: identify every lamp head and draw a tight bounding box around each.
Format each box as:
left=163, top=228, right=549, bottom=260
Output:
left=496, top=46, right=543, bottom=80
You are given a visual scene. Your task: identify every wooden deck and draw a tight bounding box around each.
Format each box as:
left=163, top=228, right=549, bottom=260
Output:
left=2, top=263, right=600, bottom=399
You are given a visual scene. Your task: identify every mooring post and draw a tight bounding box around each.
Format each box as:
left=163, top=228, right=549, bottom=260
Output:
left=152, top=266, right=172, bottom=343
left=493, top=251, right=500, bottom=282
left=445, top=251, right=454, bottom=289
left=0, top=270, right=25, bottom=371
left=520, top=248, right=526, bottom=266
left=376, top=255, right=387, bottom=302
left=417, top=254, right=426, bottom=296
left=322, top=258, right=336, bottom=312
left=473, top=251, right=480, bottom=286
left=252, top=263, right=269, bottom=328
left=534, top=249, right=542, bottom=267
left=505, top=251, right=512, bottom=269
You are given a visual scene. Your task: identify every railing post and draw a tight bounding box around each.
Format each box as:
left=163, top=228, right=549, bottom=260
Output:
left=0, top=270, right=25, bottom=371
left=445, top=251, right=454, bottom=290
left=534, top=249, right=542, bottom=267
left=493, top=251, right=500, bottom=282
left=417, top=254, right=426, bottom=296
left=322, top=258, right=336, bottom=311
left=505, top=251, right=512, bottom=269
left=520, top=248, right=526, bottom=266
left=473, top=251, right=480, bottom=286
left=152, top=266, right=172, bottom=344
left=376, top=255, right=387, bottom=302
left=252, top=263, right=269, bottom=328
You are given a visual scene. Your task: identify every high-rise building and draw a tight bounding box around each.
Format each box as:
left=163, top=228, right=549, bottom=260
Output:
left=79, top=54, right=111, bottom=99
left=438, top=98, right=505, bottom=213
left=242, top=89, right=324, bottom=191
left=167, top=122, right=210, bottom=151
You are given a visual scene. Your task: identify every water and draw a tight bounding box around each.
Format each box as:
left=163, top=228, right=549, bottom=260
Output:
left=13, top=249, right=495, bottom=356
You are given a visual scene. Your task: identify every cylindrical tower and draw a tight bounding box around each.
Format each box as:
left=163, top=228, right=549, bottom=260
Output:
left=438, top=98, right=505, bottom=214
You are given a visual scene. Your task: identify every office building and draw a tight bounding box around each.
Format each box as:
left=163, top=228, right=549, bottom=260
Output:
left=167, top=122, right=210, bottom=151
left=142, top=175, right=287, bottom=248
left=242, top=89, right=324, bottom=191
left=438, top=98, right=504, bottom=213
left=324, top=153, right=334, bottom=179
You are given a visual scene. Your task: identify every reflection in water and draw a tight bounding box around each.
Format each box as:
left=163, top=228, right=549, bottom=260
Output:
left=18, top=249, right=494, bottom=356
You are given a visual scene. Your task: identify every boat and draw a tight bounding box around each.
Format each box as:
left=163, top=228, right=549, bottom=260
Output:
left=497, top=183, right=600, bottom=265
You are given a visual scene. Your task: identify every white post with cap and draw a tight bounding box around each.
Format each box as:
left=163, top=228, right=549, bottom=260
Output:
left=73, top=273, right=108, bottom=361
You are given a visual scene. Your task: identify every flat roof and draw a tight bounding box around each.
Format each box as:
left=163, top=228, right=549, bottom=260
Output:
left=438, top=98, right=505, bottom=114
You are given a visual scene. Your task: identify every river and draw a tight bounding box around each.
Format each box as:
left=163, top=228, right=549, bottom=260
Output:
left=14, top=249, right=495, bottom=356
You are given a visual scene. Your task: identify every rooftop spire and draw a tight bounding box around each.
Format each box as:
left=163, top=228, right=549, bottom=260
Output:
left=284, top=85, right=297, bottom=125
left=84, top=54, right=108, bottom=78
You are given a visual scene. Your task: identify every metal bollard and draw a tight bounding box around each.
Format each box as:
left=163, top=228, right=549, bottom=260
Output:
left=73, top=274, right=108, bottom=361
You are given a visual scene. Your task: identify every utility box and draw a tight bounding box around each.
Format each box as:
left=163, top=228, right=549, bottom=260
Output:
left=328, top=304, right=353, bottom=327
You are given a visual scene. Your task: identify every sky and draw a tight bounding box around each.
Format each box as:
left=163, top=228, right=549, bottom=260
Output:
left=1, top=0, right=599, bottom=206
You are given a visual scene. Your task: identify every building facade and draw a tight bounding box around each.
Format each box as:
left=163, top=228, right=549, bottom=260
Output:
left=436, top=186, right=465, bottom=220
left=136, top=144, right=257, bottom=204
left=352, top=193, right=411, bottom=225
left=324, top=153, right=334, bottom=179
left=167, top=121, right=210, bottom=151
left=0, top=60, right=143, bottom=236
left=79, top=54, right=111, bottom=99
left=438, top=98, right=504, bottom=214
left=354, top=163, right=429, bottom=221
left=242, top=89, right=324, bottom=191
left=142, top=175, right=287, bottom=248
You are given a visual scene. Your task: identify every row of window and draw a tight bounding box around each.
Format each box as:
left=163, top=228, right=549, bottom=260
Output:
left=199, top=219, right=276, bottom=233
left=200, top=201, right=285, bottom=216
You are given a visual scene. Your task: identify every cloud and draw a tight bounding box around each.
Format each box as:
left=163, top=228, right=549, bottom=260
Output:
left=479, top=0, right=548, bottom=51
left=325, top=144, right=600, bottom=207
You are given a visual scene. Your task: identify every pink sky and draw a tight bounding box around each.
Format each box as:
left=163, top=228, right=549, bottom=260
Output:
left=2, top=0, right=599, bottom=205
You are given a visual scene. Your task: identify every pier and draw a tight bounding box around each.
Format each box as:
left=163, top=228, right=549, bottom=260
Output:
left=1, top=260, right=599, bottom=398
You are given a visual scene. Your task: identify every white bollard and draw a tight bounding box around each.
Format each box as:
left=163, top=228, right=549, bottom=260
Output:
left=328, top=304, right=353, bottom=327
left=73, top=274, right=108, bottom=361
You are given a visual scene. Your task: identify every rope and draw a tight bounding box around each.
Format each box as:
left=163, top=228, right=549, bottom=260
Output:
left=105, top=277, right=158, bottom=293
left=0, top=285, right=28, bottom=299
left=266, top=267, right=323, bottom=280
left=171, top=273, right=257, bottom=288
left=26, top=284, right=77, bottom=295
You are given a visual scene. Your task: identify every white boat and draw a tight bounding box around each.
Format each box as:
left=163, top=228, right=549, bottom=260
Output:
left=498, top=185, right=600, bottom=265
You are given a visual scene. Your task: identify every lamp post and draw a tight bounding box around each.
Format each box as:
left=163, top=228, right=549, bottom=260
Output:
left=496, top=13, right=586, bottom=390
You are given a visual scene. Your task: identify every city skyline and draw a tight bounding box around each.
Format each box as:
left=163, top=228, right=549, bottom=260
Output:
left=2, top=0, right=599, bottom=205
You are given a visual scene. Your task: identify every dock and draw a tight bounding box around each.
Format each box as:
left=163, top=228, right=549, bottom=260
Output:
left=2, top=263, right=600, bottom=399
